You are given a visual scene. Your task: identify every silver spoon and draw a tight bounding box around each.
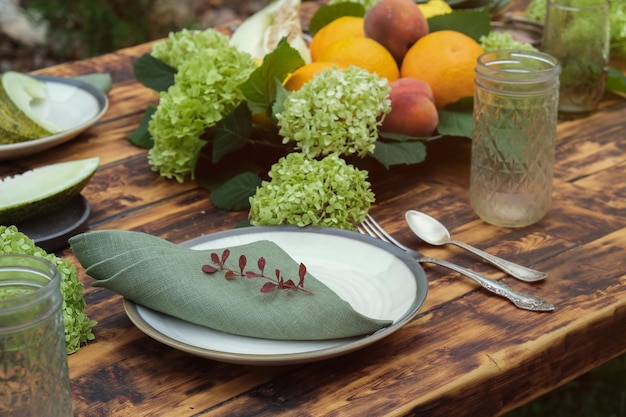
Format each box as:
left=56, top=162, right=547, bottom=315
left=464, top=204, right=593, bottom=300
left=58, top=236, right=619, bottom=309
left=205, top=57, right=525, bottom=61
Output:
left=405, top=210, right=548, bottom=282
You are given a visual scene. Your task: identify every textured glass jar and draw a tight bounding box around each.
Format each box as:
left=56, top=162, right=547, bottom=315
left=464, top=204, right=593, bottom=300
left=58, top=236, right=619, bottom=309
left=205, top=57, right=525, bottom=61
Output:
left=0, top=255, right=73, bottom=416
left=541, top=0, right=610, bottom=119
left=470, top=50, right=561, bottom=228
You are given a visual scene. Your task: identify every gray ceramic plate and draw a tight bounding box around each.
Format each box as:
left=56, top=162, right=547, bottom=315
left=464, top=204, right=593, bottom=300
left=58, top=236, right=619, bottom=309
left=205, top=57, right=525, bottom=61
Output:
left=0, top=76, right=108, bottom=160
left=124, top=226, right=428, bottom=365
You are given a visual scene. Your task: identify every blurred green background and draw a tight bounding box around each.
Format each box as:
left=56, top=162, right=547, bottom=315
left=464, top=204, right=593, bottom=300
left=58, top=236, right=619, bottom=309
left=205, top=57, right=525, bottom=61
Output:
left=505, top=353, right=625, bottom=416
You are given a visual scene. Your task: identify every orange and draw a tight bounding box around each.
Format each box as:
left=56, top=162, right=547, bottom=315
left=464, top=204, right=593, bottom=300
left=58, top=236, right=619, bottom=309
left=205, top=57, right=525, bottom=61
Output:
left=317, top=37, right=400, bottom=82
left=283, top=62, right=346, bottom=91
left=401, top=30, right=484, bottom=109
left=252, top=111, right=274, bottom=129
left=309, top=16, right=365, bottom=62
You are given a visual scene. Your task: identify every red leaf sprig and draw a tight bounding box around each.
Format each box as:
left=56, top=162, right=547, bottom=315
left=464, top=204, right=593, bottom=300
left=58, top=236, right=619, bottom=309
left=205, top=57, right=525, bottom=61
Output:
left=201, top=249, right=313, bottom=294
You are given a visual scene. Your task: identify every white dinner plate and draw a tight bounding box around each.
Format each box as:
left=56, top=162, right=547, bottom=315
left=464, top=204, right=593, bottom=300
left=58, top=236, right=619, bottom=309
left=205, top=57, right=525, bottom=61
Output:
left=0, top=75, right=109, bottom=160
left=123, top=226, right=428, bottom=365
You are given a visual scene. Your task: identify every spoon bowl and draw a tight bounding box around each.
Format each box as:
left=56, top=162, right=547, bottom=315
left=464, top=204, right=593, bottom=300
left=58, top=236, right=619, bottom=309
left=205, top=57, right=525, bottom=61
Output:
left=405, top=210, right=455, bottom=246
left=405, top=210, right=548, bottom=282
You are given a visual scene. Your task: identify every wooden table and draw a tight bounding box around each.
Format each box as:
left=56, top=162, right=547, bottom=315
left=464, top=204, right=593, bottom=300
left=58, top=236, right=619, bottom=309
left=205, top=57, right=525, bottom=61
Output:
left=3, top=4, right=626, bottom=416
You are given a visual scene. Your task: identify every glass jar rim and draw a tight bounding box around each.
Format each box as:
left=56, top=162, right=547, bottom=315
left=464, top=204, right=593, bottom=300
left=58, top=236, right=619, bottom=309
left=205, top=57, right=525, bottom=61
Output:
left=0, top=254, right=60, bottom=312
left=547, top=0, right=609, bottom=10
left=476, top=50, right=561, bottom=84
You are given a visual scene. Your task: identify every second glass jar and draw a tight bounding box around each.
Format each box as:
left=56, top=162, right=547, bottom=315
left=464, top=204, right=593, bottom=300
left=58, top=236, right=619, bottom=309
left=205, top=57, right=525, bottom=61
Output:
left=541, top=0, right=610, bottom=119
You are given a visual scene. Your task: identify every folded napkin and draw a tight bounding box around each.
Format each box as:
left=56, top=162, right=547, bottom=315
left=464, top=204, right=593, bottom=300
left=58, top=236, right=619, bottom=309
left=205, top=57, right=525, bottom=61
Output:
left=69, top=230, right=392, bottom=340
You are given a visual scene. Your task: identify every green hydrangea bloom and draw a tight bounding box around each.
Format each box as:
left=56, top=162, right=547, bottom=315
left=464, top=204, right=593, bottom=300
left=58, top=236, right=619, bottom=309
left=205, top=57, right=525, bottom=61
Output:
left=480, top=31, right=538, bottom=52
left=525, top=0, right=547, bottom=22
left=147, top=29, right=257, bottom=182
left=0, top=226, right=96, bottom=354
left=276, top=66, right=391, bottom=159
left=152, top=28, right=228, bottom=68
left=249, top=153, right=375, bottom=230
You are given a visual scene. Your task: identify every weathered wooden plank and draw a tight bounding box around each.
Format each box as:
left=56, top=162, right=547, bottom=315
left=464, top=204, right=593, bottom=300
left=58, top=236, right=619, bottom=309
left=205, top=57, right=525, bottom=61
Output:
left=574, top=161, right=626, bottom=205
left=555, top=101, right=626, bottom=182
left=171, top=229, right=626, bottom=417
left=56, top=146, right=626, bottom=415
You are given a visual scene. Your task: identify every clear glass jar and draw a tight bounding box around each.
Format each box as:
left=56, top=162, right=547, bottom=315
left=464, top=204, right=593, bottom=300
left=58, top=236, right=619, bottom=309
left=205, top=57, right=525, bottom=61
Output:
left=470, top=50, right=561, bottom=228
left=541, top=0, right=610, bottom=119
left=0, top=255, right=73, bottom=416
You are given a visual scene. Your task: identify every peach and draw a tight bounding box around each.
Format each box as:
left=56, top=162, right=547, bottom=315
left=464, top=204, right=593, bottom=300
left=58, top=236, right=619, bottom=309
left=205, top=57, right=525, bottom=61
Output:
left=389, top=77, right=435, bottom=104
left=364, top=0, right=429, bottom=64
left=381, top=78, right=439, bottom=137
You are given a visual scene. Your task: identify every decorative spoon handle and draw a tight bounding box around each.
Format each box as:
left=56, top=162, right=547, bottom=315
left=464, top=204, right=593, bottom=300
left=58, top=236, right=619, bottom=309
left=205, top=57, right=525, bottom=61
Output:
left=416, top=253, right=555, bottom=312
left=450, top=240, right=548, bottom=282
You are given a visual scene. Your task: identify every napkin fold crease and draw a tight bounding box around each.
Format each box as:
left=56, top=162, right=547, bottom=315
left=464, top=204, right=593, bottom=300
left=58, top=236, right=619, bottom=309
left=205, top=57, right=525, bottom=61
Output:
left=69, top=230, right=392, bottom=340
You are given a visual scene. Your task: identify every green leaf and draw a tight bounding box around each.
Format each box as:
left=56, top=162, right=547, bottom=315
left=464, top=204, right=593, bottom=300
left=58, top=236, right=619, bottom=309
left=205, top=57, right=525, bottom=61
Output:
left=210, top=171, right=263, bottom=210
left=212, top=102, right=253, bottom=163
left=427, top=9, right=491, bottom=41
left=127, top=104, right=157, bottom=148
left=444, top=96, right=474, bottom=111
left=378, top=131, right=439, bottom=142
left=437, top=104, right=474, bottom=138
left=194, top=141, right=262, bottom=192
left=606, top=67, right=626, bottom=94
left=133, top=53, right=177, bottom=92
left=240, top=38, right=305, bottom=115
left=445, top=0, right=491, bottom=9
left=272, top=79, right=290, bottom=116
left=371, top=140, right=427, bottom=168
left=308, top=3, right=366, bottom=36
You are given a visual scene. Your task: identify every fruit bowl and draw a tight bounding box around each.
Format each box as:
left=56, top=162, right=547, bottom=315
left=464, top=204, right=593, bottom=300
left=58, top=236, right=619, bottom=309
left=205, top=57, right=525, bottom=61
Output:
left=491, top=14, right=543, bottom=47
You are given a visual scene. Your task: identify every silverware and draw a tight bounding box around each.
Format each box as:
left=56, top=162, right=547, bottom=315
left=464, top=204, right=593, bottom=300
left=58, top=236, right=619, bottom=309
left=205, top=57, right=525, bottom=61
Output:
left=357, top=214, right=555, bottom=312
left=405, top=210, right=548, bottom=282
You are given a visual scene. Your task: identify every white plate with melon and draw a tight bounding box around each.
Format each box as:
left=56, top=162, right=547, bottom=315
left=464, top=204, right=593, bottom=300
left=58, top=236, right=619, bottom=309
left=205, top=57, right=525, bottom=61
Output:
left=0, top=72, right=109, bottom=160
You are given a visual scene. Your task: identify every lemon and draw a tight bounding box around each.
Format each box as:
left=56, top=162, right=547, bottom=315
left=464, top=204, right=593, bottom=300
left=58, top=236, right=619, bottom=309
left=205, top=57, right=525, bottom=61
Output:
left=418, top=0, right=453, bottom=18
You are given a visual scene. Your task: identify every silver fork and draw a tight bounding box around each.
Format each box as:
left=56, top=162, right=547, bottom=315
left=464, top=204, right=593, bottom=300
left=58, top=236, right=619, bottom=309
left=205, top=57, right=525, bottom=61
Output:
left=358, top=215, right=555, bottom=312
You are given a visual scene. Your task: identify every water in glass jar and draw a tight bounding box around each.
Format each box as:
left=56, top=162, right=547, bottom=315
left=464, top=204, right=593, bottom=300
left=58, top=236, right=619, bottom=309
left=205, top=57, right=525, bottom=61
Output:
left=471, top=86, right=557, bottom=227
left=470, top=51, right=560, bottom=228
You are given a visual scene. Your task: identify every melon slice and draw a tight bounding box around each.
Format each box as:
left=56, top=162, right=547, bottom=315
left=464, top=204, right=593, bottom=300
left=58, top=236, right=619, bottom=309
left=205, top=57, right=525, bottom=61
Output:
left=0, top=157, right=100, bottom=225
left=229, top=0, right=311, bottom=64
left=0, top=71, right=63, bottom=144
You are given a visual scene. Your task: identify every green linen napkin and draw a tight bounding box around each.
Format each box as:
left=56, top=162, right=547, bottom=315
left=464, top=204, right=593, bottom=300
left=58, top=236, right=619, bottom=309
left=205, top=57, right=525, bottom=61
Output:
left=69, top=230, right=392, bottom=340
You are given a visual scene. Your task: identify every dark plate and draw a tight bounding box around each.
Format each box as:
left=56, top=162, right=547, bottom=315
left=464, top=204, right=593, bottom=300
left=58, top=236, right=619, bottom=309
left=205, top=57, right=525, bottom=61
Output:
left=15, top=194, right=90, bottom=253
left=492, top=15, right=544, bottom=47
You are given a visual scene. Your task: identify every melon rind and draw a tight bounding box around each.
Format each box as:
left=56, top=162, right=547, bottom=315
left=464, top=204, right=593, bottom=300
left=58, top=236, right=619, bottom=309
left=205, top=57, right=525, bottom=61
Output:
left=229, top=0, right=311, bottom=64
left=0, top=86, right=52, bottom=144
left=0, top=157, right=100, bottom=225
left=0, top=71, right=63, bottom=144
